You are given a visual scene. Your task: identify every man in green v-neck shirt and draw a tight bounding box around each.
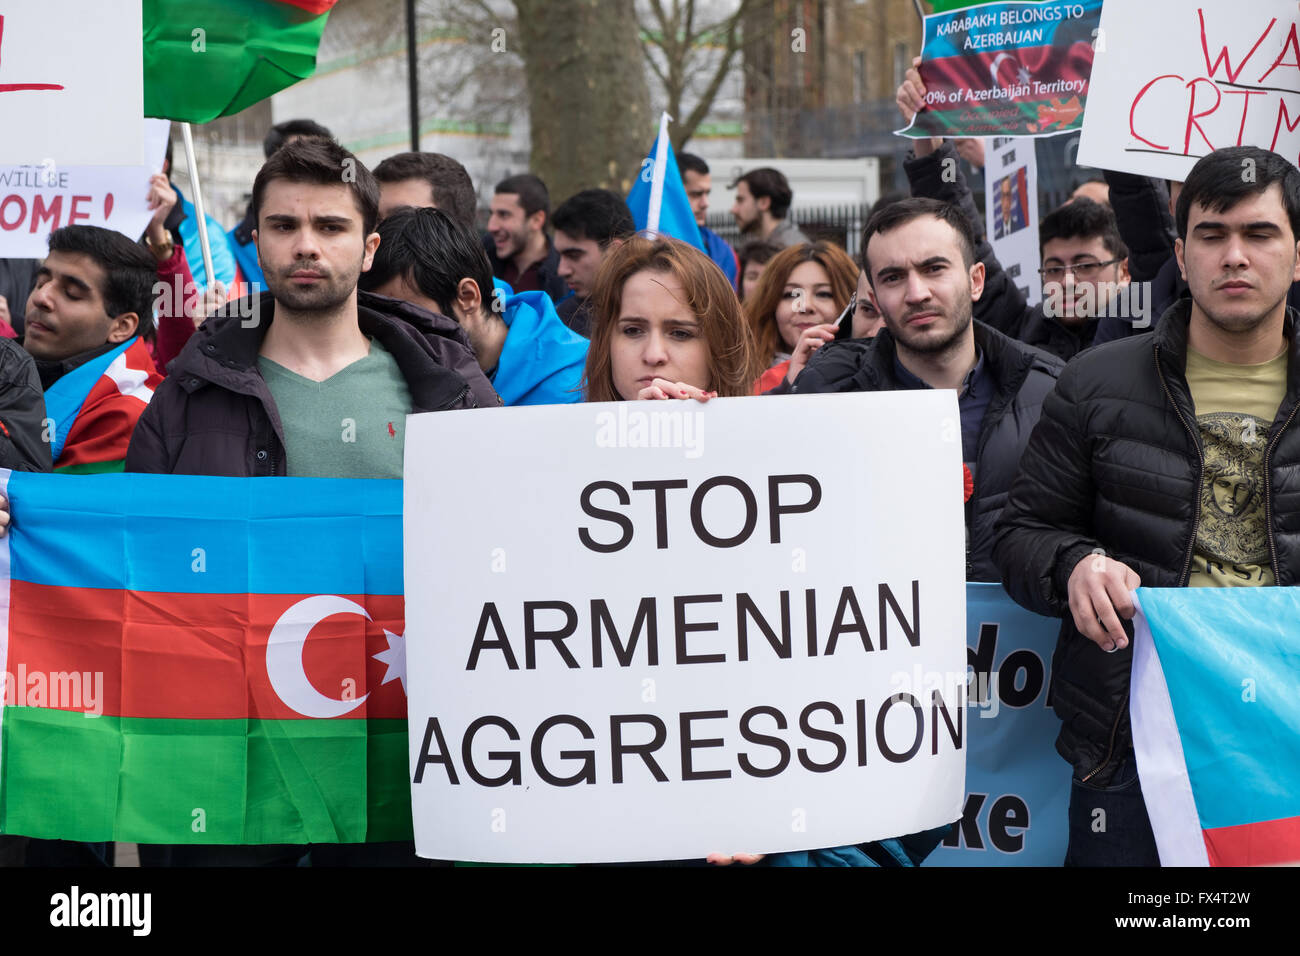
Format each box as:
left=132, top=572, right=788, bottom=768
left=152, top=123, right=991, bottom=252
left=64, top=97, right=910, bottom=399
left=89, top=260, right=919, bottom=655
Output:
left=129, top=137, right=484, bottom=482
left=259, top=338, right=410, bottom=478
left=128, top=137, right=483, bottom=868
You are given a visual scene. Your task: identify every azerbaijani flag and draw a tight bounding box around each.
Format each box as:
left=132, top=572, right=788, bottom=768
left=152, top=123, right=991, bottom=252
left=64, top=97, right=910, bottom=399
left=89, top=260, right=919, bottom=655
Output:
left=1131, top=588, right=1300, bottom=866
left=43, top=337, right=162, bottom=474
left=143, top=0, right=339, bottom=123
left=902, top=0, right=1102, bottom=139
left=0, top=472, right=410, bottom=844
left=928, top=0, right=993, bottom=11
left=626, top=113, right=705, bottom=252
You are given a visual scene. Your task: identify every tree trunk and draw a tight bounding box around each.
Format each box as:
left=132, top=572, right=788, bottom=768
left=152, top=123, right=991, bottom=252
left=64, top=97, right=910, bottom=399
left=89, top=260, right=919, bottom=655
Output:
left=512, top=0, right=651, bottom=201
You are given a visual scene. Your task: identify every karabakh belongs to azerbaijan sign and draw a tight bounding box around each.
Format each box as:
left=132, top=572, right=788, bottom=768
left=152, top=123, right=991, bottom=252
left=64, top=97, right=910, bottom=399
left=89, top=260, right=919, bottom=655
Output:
left=0, top=471, right=409, bottom=845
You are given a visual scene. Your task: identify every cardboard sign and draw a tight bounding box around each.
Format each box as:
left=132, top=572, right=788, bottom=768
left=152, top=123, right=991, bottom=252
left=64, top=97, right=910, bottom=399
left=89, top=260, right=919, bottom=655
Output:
left=0, top=119, right=170, bottom=257
left=986, top=136, right=1042, bottom=307
left=404, top=394, right=967, bottom=864
left=0, top=2, right=144, bottom=166
left=1078, top=0, right=1300, bottom=180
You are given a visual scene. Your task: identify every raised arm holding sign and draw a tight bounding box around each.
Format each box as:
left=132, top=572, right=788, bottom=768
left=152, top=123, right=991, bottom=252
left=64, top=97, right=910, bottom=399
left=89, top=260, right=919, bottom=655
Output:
left=898, top=0, right=1103, bottom=140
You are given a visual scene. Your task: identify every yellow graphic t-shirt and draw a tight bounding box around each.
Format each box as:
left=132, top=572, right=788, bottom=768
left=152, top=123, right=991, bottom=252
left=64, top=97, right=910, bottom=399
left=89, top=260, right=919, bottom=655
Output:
left=1185, top=346, right=1288, bottom=587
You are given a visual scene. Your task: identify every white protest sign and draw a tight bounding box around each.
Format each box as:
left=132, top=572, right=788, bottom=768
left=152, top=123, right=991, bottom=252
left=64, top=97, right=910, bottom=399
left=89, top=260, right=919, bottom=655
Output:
left=0, top=119, right=170, bottom=257
left=986, top=136, right=1041, bottom=307
left=0, top=1, right=144, bottom=166
left=1078, top=0, right=1300, bottom=180
left=404, top=394, right=967, bottom=864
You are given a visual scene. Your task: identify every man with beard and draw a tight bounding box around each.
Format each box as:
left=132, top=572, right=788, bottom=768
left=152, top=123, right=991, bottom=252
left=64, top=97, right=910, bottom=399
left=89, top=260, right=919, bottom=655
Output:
left=125, top=138, right=479, bottom=866
left=729, top=168, right=808, bottom=248
left=791, top=198, right=1061, bottom=582
left=994, top=146, right=1300, bottom=866
left=551, top=188, right=634, bottom=337
left=483, top=173, right=568, bottom=303
left=128, top=136, right=480, bottom=483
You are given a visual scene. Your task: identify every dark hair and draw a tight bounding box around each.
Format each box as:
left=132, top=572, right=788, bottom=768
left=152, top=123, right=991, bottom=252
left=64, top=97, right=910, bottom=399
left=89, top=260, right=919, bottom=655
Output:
left=495, top=173, right=550, bottom=220
left=373, top=151, right=477, bottom=229
left=1039, top=198, right=1128, bottom=259
left=47, top=225, right=158, bottom=338
left=552, top=189, right=635, bottom=246
left=868, top=192, right=907, bottom=221
left=263, top=119, right=334, bottom=159
left=252, top=137, right=380, bottom=236
left=729, top=167, right=793, bottom=219
left=743, top=241, right=859, bottom=362
left=677, top=152, right=710, bottom=177
left=861, top=198, right=976, bottom=281
left=1176, top=145, right=1300, bottom=241
left=359, top=206, right=493, bottom=317
left=738, top=238, right=781, bottom=273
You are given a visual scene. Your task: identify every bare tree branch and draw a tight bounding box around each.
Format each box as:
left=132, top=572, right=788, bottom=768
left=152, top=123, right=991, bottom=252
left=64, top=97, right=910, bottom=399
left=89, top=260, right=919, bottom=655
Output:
left=658, top=0, right=758, bottom=149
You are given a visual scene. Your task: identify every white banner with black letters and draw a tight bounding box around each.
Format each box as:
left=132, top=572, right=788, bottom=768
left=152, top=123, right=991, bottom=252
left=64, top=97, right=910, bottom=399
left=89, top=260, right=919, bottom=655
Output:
left=404, top=394, right=967, bottom=864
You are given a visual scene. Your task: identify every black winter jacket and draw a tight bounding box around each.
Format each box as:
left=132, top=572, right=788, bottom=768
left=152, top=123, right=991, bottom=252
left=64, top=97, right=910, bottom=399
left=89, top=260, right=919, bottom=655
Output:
left=0, top=338, right=51, bottom=472
left=355, top=291, right=500, bottom=409
left=1102, top=170, right=1176, bottom=284
left=791, top=321, right=1062, bottom=581
left=126, top=293, right=488, bottom=476
left=0, top=258, right=39, bottom=336
left=993, top=300, right=1300, bottom=784
left=1016, top=306, right=1099, bottom=362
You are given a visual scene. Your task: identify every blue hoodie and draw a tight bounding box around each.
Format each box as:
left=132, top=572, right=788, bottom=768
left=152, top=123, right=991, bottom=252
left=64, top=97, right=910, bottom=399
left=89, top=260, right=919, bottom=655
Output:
left=172, top=183, right=240, bottom=295
left=493, top=290, right=588, bottom=406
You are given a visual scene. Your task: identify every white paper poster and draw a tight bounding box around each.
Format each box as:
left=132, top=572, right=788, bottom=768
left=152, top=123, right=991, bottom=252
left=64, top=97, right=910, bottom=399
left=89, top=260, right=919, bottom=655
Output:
left=0, top=1, right=144, bottom=166
left=985, top=136, right=1041, bottom=307
left=1078, top=0, right=1300, bottom=180
left=0, top=119, right=170, bottom=257
left=403, top=393, right=968, bottom=864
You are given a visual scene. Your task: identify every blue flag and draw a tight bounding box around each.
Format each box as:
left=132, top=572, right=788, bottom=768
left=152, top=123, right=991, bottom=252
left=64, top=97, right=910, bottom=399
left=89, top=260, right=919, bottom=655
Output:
left=626, top=113, right=705, bottom=251
left=1132, top=587, right=1300, bottom=866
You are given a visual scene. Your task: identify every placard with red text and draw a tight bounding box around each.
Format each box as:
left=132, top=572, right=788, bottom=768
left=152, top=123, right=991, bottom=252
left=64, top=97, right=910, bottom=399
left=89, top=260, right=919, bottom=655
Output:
left=1078, top=0, right=1300, bottom=180
left=0, top=1, right=144, bottom=166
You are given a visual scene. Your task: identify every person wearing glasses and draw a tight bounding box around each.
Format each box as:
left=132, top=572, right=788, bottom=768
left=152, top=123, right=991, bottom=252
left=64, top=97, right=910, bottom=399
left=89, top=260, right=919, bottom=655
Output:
left=1016, top=199, right=1131, bottom=361
left=896, top=60, right=1131, bottom=361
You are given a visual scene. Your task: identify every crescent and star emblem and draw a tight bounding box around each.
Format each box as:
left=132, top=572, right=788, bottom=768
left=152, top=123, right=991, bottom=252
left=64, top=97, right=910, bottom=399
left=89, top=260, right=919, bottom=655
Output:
left=265, top=595, right=406, bottom=718
left=989, top=52, right=1032, bottom=88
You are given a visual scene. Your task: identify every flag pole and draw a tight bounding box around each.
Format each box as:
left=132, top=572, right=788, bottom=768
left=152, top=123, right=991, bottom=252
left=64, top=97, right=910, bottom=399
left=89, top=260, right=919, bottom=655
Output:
left=406, top=0, right=420, bottom=152
left=180, top=122, right=217, bottom=294
left=646, top=113, right=672, bottom=234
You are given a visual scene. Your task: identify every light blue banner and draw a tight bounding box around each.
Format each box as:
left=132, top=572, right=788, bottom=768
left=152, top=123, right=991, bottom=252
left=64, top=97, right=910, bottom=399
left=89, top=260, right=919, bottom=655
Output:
left=926, top=583, right=1068, bottom=866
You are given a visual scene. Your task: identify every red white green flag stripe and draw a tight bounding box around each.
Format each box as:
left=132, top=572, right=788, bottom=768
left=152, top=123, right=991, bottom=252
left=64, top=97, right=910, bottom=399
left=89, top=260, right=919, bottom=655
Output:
left=43, top=337, right=162, bottom=474
left=0, top=472, right=410, bottom=845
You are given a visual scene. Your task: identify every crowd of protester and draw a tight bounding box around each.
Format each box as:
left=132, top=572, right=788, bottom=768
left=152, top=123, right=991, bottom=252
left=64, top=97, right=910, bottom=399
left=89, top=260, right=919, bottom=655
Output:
left=1, top=47, right=1298, bottom=868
